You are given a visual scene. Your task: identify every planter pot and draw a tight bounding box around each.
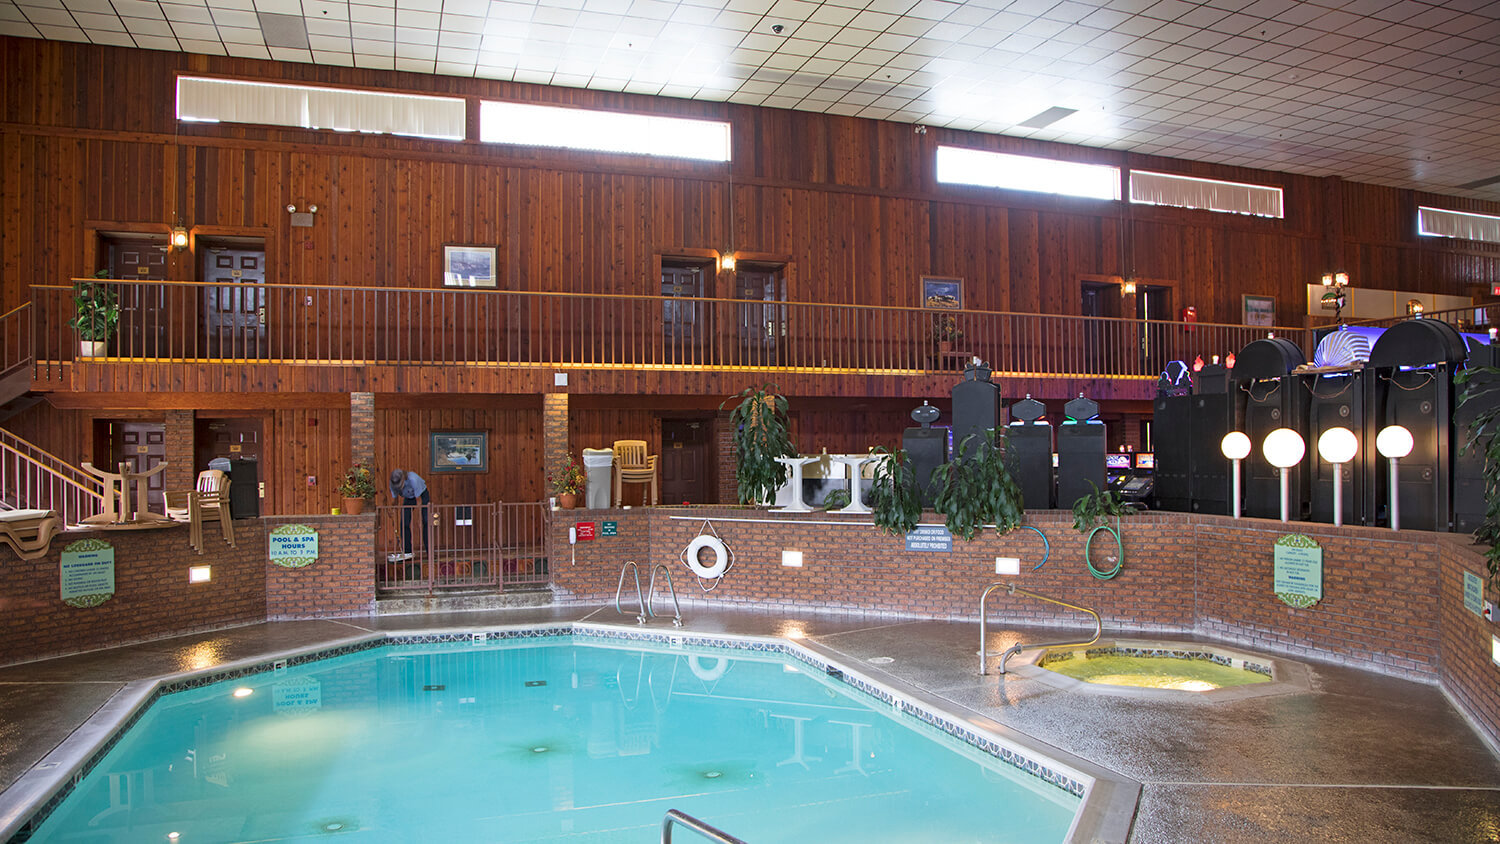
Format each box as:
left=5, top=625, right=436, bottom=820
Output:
left=79, top=340, right=106, bottom=358
left=557, top=492, right=578, bottom=510
left=937, top=340, right=953, bottom=354
left=341, top=497, right=369, bottom=515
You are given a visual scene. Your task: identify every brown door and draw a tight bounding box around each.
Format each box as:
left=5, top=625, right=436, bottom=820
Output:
left=108, top=421, right=166, bottom=512
left=195, top=417, right=264, bottom=510
left=736, top=265, right=786, bottom=367
left=202, top=248, right=267, bottom=359
left=1080, top=280, right=1122, bottom=375
left=660, top=418, right=709, bottom=505
left=661, top=264, right=706, bottom=362
left=104, top=235, right=168, bottom=358
left=1139, top=284, right=1174, bottom=377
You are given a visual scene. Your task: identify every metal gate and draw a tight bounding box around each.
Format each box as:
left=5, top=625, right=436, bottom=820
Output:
left=375, top=501, right=551, bottom=592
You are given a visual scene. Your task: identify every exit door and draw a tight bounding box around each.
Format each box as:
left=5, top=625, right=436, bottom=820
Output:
left=105, top=421, right=166, bottom=512
left=203, top=247, right=267, bottom=359
left=1138, top=284, right=1173, bottom=377
left=737, top=265, right=787, bottom=367
left=195, top=417, right=264, bottom=514
left=661, top=264, right=707, bottom=362
left=660, top=418, right=709, bottom=505
left=1080, top=280, right=1122, bottom=374
left=103, top=235, right=169, bottom=358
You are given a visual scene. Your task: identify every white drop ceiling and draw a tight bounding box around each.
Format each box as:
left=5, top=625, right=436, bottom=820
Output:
left=3, top=0, right=1499, bottom=200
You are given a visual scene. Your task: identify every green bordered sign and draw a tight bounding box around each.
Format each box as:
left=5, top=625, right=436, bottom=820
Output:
left=1464, top=570, right=1485, bottom=617
left=602, top=521, right=618, bottom=537
left=60, top=538, right=115, bottom=608
left=1273, top=533, right=1322, bottom=609
left=268, top=524, right=319, bottom=568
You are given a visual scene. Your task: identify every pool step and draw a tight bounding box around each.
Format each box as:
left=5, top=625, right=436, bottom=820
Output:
left=375, top=587, right=552, bottom=615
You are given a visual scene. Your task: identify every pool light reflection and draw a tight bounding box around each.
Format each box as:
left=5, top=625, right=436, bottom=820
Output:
left=232, top=687, right=253, bottom=698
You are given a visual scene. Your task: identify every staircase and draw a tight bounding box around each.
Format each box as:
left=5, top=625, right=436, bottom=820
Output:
left=0, top=429, right=104, bottom=525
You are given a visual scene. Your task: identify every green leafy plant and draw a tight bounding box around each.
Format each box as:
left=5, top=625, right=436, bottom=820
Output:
left=338, top=462, right=376, bottom=499
left=1457, top=366, right=1500, bottom=587
left=68, top=280, right=121, bottom=342
left=931, top=314, right=963, bottom=344
left=821, top=488, right=851, bottom=511
left=721, top=383, right=797, bottom=505
left=1070, top=479, right=1135, bottom=533
left=547, top=454, right=585, bottom=496
left=931, top=430, right=1024, bottom=541
left=868, top=446, right=922, bottom=536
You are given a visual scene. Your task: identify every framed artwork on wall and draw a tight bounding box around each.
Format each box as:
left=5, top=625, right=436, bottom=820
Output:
left=921, top=276, right=963, bottom=310
left=443, top=245, right=497, bottom=288
left=430, top=431, right=488, bottom=473
left=1243, top=294, right=1275, bottom=327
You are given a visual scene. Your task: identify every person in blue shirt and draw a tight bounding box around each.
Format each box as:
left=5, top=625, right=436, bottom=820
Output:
left=388, top=469, right=429, bottom=562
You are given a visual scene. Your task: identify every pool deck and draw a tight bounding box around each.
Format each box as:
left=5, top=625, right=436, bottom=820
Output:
left=4, top=604, right=1500, bottom=842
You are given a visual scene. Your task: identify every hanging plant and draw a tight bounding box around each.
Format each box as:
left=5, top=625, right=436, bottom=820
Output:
left=1070, top=479, right=1135, bottom=533
left=931, top=430, right=1024, bottom=541
left=868, top=446, right=922, bottom=536
left=1457, top=366, right=1500, bottom=587
left=720, top=383, right=797, bottom=505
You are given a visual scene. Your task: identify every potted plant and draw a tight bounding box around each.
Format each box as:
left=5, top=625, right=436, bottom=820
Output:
left=931, top=429, right=1024, bottom=540
left=932, top=314, right=963, bottom=354
left=69, top=276, right=120, bottom=357
left=721, top=383, right=797, bottom=505
left=868, top=446, right=923, bottom=536
left=548, top=454, right=584, bottom=509
left=1458, top=366, right=1500, bottom=587
left=338, top=462, right=376, bottom=515
left=1070, top=479, right=1134, bottom=579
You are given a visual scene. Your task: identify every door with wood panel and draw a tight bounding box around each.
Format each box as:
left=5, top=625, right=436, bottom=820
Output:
left=195, top=417, right=265, bottom=514
left=1139, top=284, right=1174, bottom=378
left=661, top=264, right=706, bottom=363
left=108, top=421, right=167, bottom=512
left=104, top=235, right=168, bottom=358
left=660, top=418, right=708, bottom=505
left=736, top=265, right=786, bottom=367
left=202, top=248, right=267, bottom=359
left=1080, top=280, right=1122, bottom=375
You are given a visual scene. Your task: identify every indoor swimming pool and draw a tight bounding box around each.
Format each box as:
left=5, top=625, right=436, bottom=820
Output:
left=20, top=634, right=1083, bottom=842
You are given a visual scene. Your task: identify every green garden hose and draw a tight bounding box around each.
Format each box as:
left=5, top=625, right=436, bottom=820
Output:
left=1084, top=516, right=1124, bottom=579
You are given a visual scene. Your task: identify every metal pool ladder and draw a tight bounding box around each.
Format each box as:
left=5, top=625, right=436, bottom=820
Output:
left=615, top=561, right=683, bottom=627
left=979, top=582, right=1101, bottom=675
left=661, top=809, right=748, bottom=844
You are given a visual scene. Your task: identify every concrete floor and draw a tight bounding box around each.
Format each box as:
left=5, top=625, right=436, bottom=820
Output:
left=3, top=605, right=1500, bottom=842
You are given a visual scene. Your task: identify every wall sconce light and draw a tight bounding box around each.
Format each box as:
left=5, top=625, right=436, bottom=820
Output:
left=719, top=252, right=736, bottom=272
left=287, top=204, right=318, bottom=228
left=1121, top=279, right=1137, bottom=295
left=1262, top=427, right=1305, bottom=522
left=1376, top=424, right=1413, bottom=531
left=1316, top=426, right=1357, bottom=528
left=170, top=226, right=189, bottom=250
left=1407, top=298, right=1424, bottom=317
left=1221, top=431, right=1251, bottom=519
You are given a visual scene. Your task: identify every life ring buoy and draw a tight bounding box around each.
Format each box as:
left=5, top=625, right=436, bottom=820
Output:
left=684, top=535, right=729, bottom=579
left=689, top=655, right=728, bottom=682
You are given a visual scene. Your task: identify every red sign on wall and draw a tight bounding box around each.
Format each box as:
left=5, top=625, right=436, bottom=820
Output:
left=576, top=522, right=596, bottom=542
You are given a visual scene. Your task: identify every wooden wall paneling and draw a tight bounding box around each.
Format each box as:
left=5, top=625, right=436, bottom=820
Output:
left=271, top=406, right=348, bottom=515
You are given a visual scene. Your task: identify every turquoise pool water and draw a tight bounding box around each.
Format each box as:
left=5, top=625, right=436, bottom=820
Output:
left=26, top=637, right=1080, bottom=842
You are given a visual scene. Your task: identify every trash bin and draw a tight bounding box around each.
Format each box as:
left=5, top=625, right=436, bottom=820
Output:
left=582, top=448, right=614, bottom=509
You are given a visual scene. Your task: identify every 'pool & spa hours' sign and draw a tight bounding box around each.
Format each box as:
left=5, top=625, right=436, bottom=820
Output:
left=269, top=524, right=320, bottom=568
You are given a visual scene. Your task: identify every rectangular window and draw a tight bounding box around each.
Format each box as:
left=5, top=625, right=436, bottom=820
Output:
left=1129, top=170, right=1283, bottom=218
left=176, top=76, right=466, bottom=141
left=479, top=101, right=731, bottom=162
left=1418, top=206, right=1500, bottom=244
left=935, top=146, right=1119, bottom=201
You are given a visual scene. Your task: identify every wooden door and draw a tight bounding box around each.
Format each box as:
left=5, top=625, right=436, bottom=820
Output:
left=661, top=265, right=705, bottom=362
left=105, top=236, right=168, bottom=358
left=195, top=417, right=264, bottom=509
left=660, top=418, right=709, bottom=505
left=736, top=265, right=786, bottom=367
left=110, top=421, right=166, bottom=512
left=202, top=248, right=267, bottom=359
left=1080, top=280, right=1122, bottom=375
left=1140, top=284, right=1174, bottom=377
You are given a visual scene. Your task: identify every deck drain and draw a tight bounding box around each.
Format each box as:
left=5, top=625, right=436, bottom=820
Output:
left=867, top=656, right=894, bottom=664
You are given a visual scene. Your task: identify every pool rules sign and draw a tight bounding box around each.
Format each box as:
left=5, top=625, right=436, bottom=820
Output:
left=1273, top=534, right=1322, bottom=609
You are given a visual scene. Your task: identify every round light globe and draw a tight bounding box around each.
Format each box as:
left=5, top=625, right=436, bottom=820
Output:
left=1221, top=431, right=1252, bottom=461
left=1317, top=427, right=1358, bottom=464
left=1376, top=425, right=1414, bottom=459
left=1262, top=428, right=1305, bottom=469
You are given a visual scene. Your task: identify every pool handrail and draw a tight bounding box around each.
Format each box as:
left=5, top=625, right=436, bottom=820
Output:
left=661, top=809, right=749, bottom=844
left=646, top=563, right=683, bottom=627
left=615, top=560, right=649, bottom=623
left=979, top=582, right=1102, bottom=675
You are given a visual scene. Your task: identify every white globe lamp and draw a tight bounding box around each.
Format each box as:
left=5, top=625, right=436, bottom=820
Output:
left=1317, top=427, right=1357, bottom=527
left=1221, top=432, right=1252, bottom=518
left=1262, top=428, right=1305, bottom=522
left=1377, top=425, right=1413, bottom=530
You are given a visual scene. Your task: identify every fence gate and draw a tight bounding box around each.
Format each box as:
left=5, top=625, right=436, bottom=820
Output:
left=375, top=501, right=550, bottom=593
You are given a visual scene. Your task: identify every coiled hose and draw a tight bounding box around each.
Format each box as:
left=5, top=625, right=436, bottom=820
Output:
left=1018, top=525, right=1050, bottom=571
left=1083, top=516, right=1124, bottom=579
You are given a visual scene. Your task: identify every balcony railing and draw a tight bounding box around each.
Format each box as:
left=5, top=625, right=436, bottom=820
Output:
left=33, top=280, right=1311, bottom=383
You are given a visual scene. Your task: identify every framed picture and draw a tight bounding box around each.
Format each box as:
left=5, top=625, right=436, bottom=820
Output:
left=430, top=431, right=488, bottom=473
left=921, top=276, right=963, bottom=310
left=1243, top=294, right=1275, bottom=327
left=443, top=245, right=497, bottom=288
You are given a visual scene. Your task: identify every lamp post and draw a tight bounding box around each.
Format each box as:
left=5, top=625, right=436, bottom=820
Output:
left=1316, top=427, right=1357, bottom=528
left=1221, top=431, right=1251, bottom=519
left=1262, top=428, right=1305, bottom=523
left=1376, top=424, right=1414, bottom=531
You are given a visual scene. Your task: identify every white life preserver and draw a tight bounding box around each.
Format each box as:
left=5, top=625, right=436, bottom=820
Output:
left=684, top=534, right=729, bottom=579
left=689, top=655, right=729, bottom=682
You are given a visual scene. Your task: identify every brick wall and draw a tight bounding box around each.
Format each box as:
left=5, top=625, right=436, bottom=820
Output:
left=716, top=409, right=737, bottom=505
left=548, top=507, right=1500, bottom=748
left=265, top=514, right=378, bottom=620
left=350, top=392, right=374, bottom=466
left=543, top=392, right=569, bottom=498
left=163, top=410, right=195, bottom=493
left=0, top=521, right=269, bottom=665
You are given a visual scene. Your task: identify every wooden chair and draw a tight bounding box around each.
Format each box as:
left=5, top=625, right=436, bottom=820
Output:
left=167, top=470, right=235, bottom=553
left=0, top=509, right=64, bottom=560
left=612, top=440, right=659, bottom=506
